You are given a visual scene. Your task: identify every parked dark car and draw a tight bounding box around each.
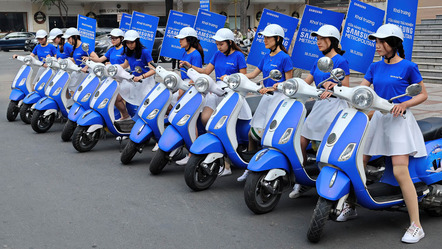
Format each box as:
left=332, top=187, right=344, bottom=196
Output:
left=0, top=32, right=35, bottom=51
left=25, top=38, right=38, bottom=52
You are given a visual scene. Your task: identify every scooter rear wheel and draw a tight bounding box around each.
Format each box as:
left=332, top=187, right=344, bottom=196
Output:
left=244, top=171, right=282, bottom=214
left=307, top=197, right=333, bottom=243
left=19, top=103, right=33, bottom=124
left=121, top=140, right=140, bottom=165
left=61, top=120, right=77, bottom=142
left=6, top=100, right=19, bottom=121
left=72, top=126, right=99, bottom=152
left=149, top=149, right=169, bottom=175
left=184, top=154, right=220, bottom=191
left=31, top=110, right=55, bottom=133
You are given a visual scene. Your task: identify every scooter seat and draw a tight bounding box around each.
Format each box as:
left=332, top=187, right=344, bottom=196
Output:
left=368, top=182, right=427, bottom=202
left=114, top=119, right=136, bottom=133
left=417, top=117, right=442, bottom=141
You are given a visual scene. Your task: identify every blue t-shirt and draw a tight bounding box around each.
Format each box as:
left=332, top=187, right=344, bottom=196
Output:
left=105, top=46, right=125, bottom=64
left=72, top=42, right=93, bottom=67
left=32, top=43, right=57, bottom=61
left=180, top=49, right=203, bottom=80
left=124, top=48, right=153, bottom=77
left=209, top=50, right=247, bottom=81
left=310, top=54, right=350, bottom=87
left=364, top=59, right=423, bottom=103
left=258, top=51, right=293, bottom=87
left=56, top=42, right=73, bottom=59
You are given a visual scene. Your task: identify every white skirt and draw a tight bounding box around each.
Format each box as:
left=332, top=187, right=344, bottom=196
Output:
left=120, top=75, right=155, bottom=106
left=250, top=91, right=285, bottom=130
left=364, top=110, right=427, bottom=158
left=68, top=71, right=87, bottom=92
left=301, top=98, right=348, bottom=141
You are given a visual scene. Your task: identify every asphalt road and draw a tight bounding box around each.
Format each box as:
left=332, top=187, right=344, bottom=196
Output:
left=0, top=51, right=440, bottom=249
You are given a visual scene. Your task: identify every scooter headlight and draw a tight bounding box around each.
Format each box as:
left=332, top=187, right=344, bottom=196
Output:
left=351, top=88, right=374, bottom=110
left=226, top=74, right=241, bottom=90
left=60, top=59, right=69, bottom=70
left=164, top=75, right=178, bottom=91
left=107, top=65, right=118, bottom=77
left=282, top=79, right=299, bottom=97
left=194, top=77, right=209, bottom=93
left=24, top=57, right=32, bottom=66
left=93, top=65, right=105, bottom=77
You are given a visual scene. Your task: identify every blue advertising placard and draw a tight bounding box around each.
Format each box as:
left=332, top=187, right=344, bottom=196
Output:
left=119, top=13, right=132, bottom=32
left=77, top=15, right=97, bottom=51
left=193, top=9, right=227, bottom=64
left=246, top=8, right=299, bottom=67
left=200, top=0, right=210, bottom=11
left=130, top=11, right=160, bottom=52
left=341, top=0, right=385, bottom=73
left=159, top=10, right=196, bottom=61
left=386, top=0, right=418, bottom=60
left=291, top=5, right=345, bottom=70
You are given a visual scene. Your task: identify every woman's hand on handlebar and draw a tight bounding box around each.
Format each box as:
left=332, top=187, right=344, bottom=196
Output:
left=320, top=81, right=336, bottom=99
left=133, top=75, right=143, bottom=82
left=272, top=83, right=280, bottom=89
left=391, top=102, right=407, bottom=117
left=259, top=87, right=274, bottom=94
left=179, top=61, right=191, bottom=68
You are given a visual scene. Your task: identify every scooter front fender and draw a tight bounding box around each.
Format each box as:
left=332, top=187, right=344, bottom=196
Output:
left=158, top=125, right=184, bottom=152
left=67, top=103, right=85, bottom=122
left=9, top=89, right=25, bottom=101
left=129, top=118, right=153, bottom=144
left=190, top=133, right=225, bottom=155
left=316, top=166, right=350, bottom=201
left=34, top=97, right=58, bottom=111
left=23, top=91, right=43, bottom=104
left=247, top=149, right=291, bottom=172
left=77, top=110, right=104, bottom=127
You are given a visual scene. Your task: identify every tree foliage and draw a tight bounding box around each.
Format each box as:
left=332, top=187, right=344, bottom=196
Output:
left=33, top=0, right=69, bottom=27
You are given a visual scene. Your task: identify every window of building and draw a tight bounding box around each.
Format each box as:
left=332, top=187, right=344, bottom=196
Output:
left=0, top=12, right=27, bottom=32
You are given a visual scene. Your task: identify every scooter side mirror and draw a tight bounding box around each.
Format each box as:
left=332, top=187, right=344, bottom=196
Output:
left=330, top=68, right=346, bottom=86
left=269, top=69, right=282, bottom=81
left=81, top=43, right=90, bottom=52
left=134, top=66, right=143, bottom=74
left=406, top=84, right=422, bottom=97
left=317, top=57, right=334, bottom=73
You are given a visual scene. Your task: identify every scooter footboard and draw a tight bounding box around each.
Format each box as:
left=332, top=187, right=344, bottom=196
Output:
left=316, top=166, right=350, bottom=201
left=190, top=133, right=225, bottom=155
left=9, top=89, right=25, bottom=101
left=130, top=118, right=154, bottom=144
left=67, top=103, right=85, bottom=122
left=35, top=97, right=58, bottom=111
left=247, top=149, right=291, bottom=172
left=23, top=91, right=43, bottom=104
left=77, top=110, right=104, bottom=127
left=158, top=125, right=184, bottom=152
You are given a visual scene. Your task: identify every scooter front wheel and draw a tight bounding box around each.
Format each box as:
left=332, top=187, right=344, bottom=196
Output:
left=121, top=140, right=140, bottom=165
left=6, top=100, right=19, bottom=121
left=307, top=197, right=333, bottom=243
left=184, top=154, right=220, bottom=191
left=19, top=103, right=33, bottom=124
left=149, top=149, right=170, bottom=175
left=72, top=126, right=99, bottom=152
left=61, top=120, right=76, bottom=142
left=244, top=171, right=282, bottom=214
left=31, top=110, right=55, bottom=133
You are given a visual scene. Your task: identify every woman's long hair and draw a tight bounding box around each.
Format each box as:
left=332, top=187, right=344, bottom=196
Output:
left=123, top=38, right=145, bottom=59
left=322, top=37, right=345, bottom=56
left=185, top=36, right=204, bottom=62
left=69, top=35, right=81, bottom=57
left=223, top=40, right=247, bottom=56
left=57, top=35, right=65, bottom=53
left=381, top=36, right=405, bottom=62
left=270, top=36, right=288, bottom=54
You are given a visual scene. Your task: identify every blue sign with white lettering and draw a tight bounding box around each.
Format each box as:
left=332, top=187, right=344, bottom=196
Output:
left=119, top=13, right=132, bottom=32
left=193, top=9, right=227, bottom=64
left=341, top=0, right=384, bottom=73
left=130, top=11, right=159, bottom=52
left=386, top=0, right=418, bottom=60
left=200, top=0, right=210, bottom=11
left=160, top=10, right=196, bottom=61
left=291, top=5, right=344, bottom=70
left=247, top=8, right=298, bottom=67
left=77, top=15, right=97, bottom=51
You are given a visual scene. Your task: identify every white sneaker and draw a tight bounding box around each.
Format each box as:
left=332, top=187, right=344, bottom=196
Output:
left=175, top=155, right=189, bottom=165
left=152, top=143, right=159, bottom=152
left=401, top=222, right=425, bottom=243
left=237, top=170, right=249, bottom=182
left=289, top=184, right=302, bottom=199
left=336, top=203, right=357, bottom=222
left=219, top=168, right=232, bottom=177
left=116, top=136, right=128, bottom=141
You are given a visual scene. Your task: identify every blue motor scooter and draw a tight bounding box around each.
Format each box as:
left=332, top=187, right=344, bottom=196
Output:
left=120, top=64, right=184, bottom=164
left=149, top=67, right=224, bottom=175
left=183, top=71, right=280, bottom=191
left=306, top=60, right=442, bottom=242
left=7, top=55, right=43, bottom=121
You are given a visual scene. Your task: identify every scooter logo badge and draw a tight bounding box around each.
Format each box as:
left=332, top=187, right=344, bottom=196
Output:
left=342, top=112, right=348, bottom=119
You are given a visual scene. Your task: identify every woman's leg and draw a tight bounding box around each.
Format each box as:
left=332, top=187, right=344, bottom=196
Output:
left=201, top=106, right=214, bottom=127
left=116, top=94, right=130, bottom=119
left=300, top=136, right=310, bottom=166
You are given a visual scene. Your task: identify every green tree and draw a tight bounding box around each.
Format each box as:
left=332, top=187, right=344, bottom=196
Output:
left=33, top=0, right=69, bottom=27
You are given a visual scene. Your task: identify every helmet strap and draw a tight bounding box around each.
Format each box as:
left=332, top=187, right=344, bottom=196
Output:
left=384, top=49, right=397, bottom=63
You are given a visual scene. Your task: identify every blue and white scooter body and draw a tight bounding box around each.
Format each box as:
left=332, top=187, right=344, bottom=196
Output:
left=23, top=57, right=58, bottom=106
left=10, top=56, right=42, bottom=101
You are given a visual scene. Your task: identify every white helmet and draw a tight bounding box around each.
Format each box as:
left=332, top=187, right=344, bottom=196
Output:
left=63, top=28, right=80, bottom=39
left=174, top=27, right=198, bottom=39
left=258, top=24, right=285, bottom=38
left=212, top=28, right=235, bottom=42
left=368, top=23, right=404, bottom=41
left=311, top=24, right=341, bottom=41
left=124, top=30, right=140, bottom=42
left=48, top=28, right=63, bottom=40
left=109, top=28, right=125, bottom=38
left=35, top=30, right=48, bottom=39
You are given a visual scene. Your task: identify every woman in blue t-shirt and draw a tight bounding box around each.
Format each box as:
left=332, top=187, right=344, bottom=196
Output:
left=48, top=28, right=73, bottom=60
left=237, top=24, right=294, bottom=182
left=347, top=24, right=428, bottom=244
left=90, top=29, right=125, bottom=65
